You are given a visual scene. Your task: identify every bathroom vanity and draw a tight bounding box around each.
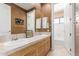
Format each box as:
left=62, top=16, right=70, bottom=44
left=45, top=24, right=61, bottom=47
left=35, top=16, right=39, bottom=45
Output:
left=0, top=34, right=51, bottom=56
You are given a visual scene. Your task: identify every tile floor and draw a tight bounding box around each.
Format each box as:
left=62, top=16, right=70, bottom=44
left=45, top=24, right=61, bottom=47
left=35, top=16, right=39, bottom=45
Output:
left=47, top=40, right=70, bottom=56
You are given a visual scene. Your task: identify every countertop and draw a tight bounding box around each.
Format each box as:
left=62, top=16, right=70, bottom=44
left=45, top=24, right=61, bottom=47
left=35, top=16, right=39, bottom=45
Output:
left=0, top=34, right=50, bottom=56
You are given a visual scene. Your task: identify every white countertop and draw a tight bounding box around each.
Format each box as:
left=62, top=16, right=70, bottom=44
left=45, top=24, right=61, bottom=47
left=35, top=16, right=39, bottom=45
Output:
left=0, top=34, right=50, bottom=56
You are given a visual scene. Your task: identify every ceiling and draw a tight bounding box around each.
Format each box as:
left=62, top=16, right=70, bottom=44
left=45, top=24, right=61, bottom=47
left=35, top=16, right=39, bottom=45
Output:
left=15, top=3, right=34, bottom=10
left=54, top=3, right=67, bottom=12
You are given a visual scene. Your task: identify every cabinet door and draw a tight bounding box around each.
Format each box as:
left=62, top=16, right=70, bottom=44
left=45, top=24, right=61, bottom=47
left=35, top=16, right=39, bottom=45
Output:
left=37, top=44, right=45, bottom=56
left=36, top=40, right=45, bottom=56
left=44, top=37, right=50, bottom=55
left=36, top=37, right=50, bottom=56
left=24, top=45, right=37, bottom=56
left=24, top=49, right=36, bottom=56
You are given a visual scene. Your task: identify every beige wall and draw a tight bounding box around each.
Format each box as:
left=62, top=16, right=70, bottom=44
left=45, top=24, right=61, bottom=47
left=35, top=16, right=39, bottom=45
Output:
left=54, top=10, right=64, bottom=18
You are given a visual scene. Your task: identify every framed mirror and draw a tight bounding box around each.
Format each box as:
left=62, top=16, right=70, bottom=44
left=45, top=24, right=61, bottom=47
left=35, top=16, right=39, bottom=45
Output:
left=35, top=17, right=49, bottom=32
left=35, top=18, right=42, bottom=32
left=42, top=17, right=49, bottom=28
left=27, top=10, right=35, bottom=33
left=36, top=18, right=41, bottom=29
left=27, top=9, right=35, bottom=37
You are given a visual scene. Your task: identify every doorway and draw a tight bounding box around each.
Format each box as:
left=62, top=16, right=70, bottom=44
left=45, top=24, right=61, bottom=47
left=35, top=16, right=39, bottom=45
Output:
left=53, top=17, right=65, bottom=43
left=53, top=4, right=67, bottom=56
left=48, top=3, right=76, bottom=56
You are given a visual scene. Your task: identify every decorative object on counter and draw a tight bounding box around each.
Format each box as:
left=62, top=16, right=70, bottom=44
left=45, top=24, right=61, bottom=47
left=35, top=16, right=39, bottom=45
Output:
left=26, top=30, right=33, bottom=38
left=15, top=18, right=24, bottom=25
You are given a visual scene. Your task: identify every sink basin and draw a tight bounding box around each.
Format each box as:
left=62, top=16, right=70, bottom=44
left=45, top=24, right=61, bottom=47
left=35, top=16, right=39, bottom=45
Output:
left=3, top=38, right=30, bottom=47
left=2, top=34, right=49, bottom=47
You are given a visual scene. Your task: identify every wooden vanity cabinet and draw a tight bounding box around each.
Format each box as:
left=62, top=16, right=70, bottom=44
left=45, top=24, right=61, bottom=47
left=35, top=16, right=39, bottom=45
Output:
left=36, top=40, right=45, bottom=56
left=9, top=45, right=37, bottom=56
left=44, top=38, right=50, bottom=55
left=24, top=46, right=37, bottom=56
left=9, top=36, right=51, bottom=56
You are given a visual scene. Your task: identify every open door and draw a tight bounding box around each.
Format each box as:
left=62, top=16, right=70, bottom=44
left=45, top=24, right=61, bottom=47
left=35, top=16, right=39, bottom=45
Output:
left=64, top=3, right=75, bottom=56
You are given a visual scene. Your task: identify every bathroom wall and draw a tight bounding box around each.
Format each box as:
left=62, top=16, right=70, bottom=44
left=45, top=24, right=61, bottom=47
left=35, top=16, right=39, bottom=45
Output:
left=0, top=4, right=11, bottom=42
left=54, top=10, right=64, bottom=18
left=11, top=4, right=27, bottom=34
left=75, top=5, right=79, bottom=56
left=54, top=23, right=64, bottom=41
